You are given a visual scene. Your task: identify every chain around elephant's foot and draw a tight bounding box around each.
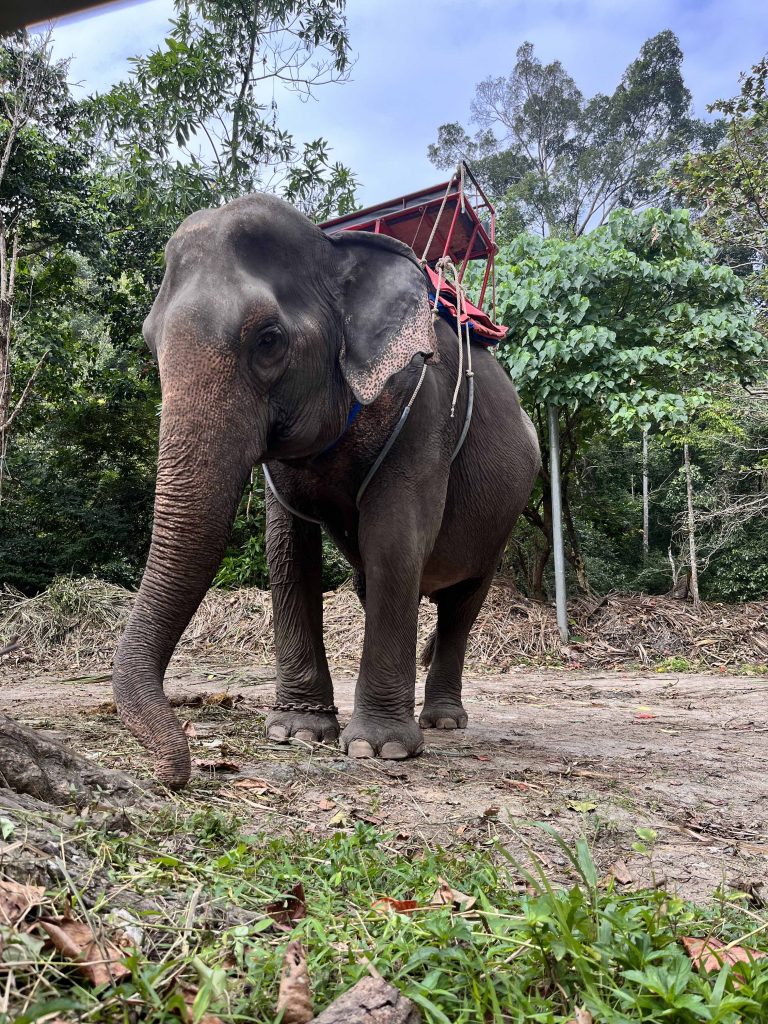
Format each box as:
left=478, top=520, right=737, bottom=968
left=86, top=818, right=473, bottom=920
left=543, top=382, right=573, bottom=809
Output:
left=266, top=708, right=340, bottom=744
left=340, top=714, right=424, bottom=760
left=418, top=701, right=468, bottom=730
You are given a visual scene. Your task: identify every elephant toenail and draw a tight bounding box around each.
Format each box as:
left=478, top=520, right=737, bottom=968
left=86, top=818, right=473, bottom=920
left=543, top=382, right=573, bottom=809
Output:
left=268, top=726, right=288, bottom=743
left=379, top=742, right=409, bottom=759
left=294, top=729, right=315, bottom=743
left=435, top=717, right=457, bottom=730
left=347, top=740, right=375, bottom=759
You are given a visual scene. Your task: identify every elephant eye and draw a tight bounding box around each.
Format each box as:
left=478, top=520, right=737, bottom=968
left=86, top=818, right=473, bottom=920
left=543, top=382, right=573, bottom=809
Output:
left=257, top=326, right=283, bottom=350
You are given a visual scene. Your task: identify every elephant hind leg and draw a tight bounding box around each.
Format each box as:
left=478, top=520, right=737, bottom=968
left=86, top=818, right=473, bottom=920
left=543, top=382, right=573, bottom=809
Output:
left=419, top=572, right=494, bottom=730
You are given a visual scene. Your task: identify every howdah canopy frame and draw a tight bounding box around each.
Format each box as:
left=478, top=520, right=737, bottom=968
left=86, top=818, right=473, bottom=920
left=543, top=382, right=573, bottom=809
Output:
left=320, top=161, right=505, bottom=344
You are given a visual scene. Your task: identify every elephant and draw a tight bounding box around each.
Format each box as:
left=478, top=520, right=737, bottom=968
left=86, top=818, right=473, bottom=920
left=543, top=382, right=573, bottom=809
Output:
left=112, top=192, right=540, bottom=789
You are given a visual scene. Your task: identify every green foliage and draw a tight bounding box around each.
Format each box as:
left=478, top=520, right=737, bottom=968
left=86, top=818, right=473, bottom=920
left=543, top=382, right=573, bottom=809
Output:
left=8, top=815, right=768, bottom=1023
left=497, top=207, right=764, bottom=429
left=92, top=0, right=357, bottom=220
left=672, top=55, right=768, bottom=333
left=430, top=32, right=717, bottom=239
left=0, top=321, right=158, bottom=590
left=496, top=208, right=766, bottom=600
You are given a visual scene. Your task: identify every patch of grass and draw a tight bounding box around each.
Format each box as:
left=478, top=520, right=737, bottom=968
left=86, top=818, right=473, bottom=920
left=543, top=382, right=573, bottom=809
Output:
left=4, top=813, right=768, bottom=1023
left=654, top=656, right=693, bottom=673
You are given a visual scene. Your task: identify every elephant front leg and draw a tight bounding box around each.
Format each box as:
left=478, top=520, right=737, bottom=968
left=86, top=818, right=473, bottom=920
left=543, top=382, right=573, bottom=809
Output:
left=340, top=539, right=425, bottom=760
left=265, top=489, right=339, bottom=744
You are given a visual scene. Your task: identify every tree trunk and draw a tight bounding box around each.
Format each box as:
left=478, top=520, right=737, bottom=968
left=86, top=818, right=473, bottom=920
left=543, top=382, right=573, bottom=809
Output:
left=561, top=484, right=590, bottom=594
left=642, top=428, right=649, bottom=560
left=530, top=477, right=553, bottom=602
left=684, top=442, right=700, bottom=610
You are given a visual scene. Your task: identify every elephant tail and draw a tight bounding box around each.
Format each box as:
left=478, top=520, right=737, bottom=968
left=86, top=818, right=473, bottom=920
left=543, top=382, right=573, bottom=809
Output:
left=420, top=629, right=437, bottom=669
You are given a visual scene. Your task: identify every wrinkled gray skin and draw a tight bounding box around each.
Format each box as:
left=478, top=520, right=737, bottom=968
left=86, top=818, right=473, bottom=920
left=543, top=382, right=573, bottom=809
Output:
left=112, top=192, right=540, bottom=789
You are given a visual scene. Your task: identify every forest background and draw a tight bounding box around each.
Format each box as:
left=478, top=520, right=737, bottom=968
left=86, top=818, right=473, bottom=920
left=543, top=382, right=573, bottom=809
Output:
left=1, top=2, right=766, bottom=607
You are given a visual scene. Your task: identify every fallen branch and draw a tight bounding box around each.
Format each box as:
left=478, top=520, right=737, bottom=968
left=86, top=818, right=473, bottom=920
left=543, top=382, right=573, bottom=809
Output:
left=0, top=348, right=49, bottom=433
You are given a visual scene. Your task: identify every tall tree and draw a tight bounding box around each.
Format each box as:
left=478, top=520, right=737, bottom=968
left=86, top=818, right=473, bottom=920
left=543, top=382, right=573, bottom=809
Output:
left=94, top=0, right=357, bottom=222
left=673, top=55, right=768, bottom=338
left=429, top=32, right=716, bottom=238
left=494, top=208, right=766, bottom=597
left=0, top=28, right=94, bottom=497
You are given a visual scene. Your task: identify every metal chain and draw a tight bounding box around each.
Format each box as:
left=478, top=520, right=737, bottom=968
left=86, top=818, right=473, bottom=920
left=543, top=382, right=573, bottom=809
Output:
left=270, top=701, right=339, bottom=714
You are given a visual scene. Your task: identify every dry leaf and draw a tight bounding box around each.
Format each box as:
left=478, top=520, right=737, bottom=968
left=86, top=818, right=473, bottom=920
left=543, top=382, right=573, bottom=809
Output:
left=38, top=917, right=130, bottom=987
left=608, top=859, right=633, bottom=885
left=431, top=878, right=477, bottom=912
left=0, top=879, right=45, bottom=926
left=232, top=777, right=284, bottom=796
left=371, top=897, right=420, bottom=916
left=566, top=1009, right=593, bottom=1024
left=266, top=883, right=307, bottom=931
left=204, top=691, right=242, bottom=708
left=318, top=798, right=335, bottom=811
left=276, top=939, right=313, bottom=1024
left=328, top=809, right=350, bottom=827
left=182, top=720, right=197, bottom=739
left=568, top=800, right=597, bottom=813
left=682, top=935, right=767, bottom=977
left=501, top=778, right=530, bottom=791
left=351, top=808, right=384, bottom=825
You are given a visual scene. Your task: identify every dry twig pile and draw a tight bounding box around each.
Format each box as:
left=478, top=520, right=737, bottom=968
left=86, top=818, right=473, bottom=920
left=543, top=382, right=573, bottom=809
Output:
left=1, top=576, right=766, bottom=672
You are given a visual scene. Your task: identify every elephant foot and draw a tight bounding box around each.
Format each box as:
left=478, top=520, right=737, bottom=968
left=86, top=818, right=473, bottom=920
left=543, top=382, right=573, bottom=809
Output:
left=418, top=701, right=468, bottom=730
left=340, top=715, right=424, bottom=760
left=265, top=710, right=340, bottom=745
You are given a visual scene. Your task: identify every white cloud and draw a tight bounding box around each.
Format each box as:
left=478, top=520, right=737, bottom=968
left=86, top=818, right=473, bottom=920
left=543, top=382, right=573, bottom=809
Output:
left=49, top=0, right=768, bottom=203
left=50, top=0, right=172, bottom=96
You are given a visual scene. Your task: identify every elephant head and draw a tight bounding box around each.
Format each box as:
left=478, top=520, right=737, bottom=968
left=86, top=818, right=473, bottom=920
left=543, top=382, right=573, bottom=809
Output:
left=113, top=193, right=436, bottom=788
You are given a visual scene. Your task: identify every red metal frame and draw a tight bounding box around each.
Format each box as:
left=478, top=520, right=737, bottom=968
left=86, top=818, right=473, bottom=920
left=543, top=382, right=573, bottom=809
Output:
left=319, top=162, right=498, bottom=317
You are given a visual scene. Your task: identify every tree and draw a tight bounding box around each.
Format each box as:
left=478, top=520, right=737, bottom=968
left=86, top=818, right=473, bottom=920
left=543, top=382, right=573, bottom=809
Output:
left=673, top=55, right=768, bottom=338
left=429, top=32, right=716, bottom=239
left=93, top=0, right=358, bottom=223
left=1, top=6, right=361, bottom=594
left=494, top=207, right=766, bottom=598
left=0, top=28, right=95, bottom=498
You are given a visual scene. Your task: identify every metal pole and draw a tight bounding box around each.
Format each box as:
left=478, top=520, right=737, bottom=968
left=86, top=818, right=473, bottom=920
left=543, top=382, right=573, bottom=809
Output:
left=642, top=428, right=649, bottom=560
left=547, top=404, right=568, bottom=643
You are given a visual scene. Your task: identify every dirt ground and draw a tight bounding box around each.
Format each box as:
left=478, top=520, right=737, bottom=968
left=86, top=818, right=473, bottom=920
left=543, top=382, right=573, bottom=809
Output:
left=2, top=658, right=767, bottom=904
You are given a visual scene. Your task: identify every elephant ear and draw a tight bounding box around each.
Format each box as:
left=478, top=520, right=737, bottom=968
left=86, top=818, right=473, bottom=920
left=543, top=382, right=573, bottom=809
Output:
left=331, top=231, right=436, bottom=405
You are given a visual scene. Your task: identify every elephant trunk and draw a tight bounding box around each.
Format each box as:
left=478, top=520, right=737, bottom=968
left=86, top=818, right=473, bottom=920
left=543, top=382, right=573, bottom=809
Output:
left=113, top=387, right=256, bottom=789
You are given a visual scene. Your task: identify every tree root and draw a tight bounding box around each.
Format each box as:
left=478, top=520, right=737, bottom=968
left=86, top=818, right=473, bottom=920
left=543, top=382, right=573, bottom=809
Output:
left=0, top=713, right=148, bottom=808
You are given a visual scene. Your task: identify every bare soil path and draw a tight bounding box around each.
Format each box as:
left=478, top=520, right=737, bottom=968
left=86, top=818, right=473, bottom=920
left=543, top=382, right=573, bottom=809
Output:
left=2, top=661, right=767, bottom=903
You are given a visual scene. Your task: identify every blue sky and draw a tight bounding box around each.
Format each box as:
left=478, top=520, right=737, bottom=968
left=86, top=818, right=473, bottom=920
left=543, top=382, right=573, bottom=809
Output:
left=51, top=0, right=768, bottom=206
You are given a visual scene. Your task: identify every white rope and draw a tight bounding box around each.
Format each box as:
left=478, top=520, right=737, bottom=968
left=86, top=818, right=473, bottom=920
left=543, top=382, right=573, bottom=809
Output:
left=419, top=165, right=459, bottom=264
left=435, top=255, right=474, bottom=417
